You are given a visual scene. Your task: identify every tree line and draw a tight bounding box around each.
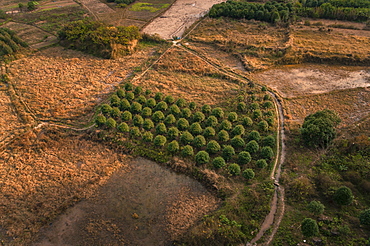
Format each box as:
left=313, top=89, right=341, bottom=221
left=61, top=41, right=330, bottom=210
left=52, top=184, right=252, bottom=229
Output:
left=0, top=28, right=28, bottom=57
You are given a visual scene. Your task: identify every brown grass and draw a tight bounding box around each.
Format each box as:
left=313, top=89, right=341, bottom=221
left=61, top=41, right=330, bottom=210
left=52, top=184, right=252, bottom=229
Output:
left=0, top=90, right=24, bottom=142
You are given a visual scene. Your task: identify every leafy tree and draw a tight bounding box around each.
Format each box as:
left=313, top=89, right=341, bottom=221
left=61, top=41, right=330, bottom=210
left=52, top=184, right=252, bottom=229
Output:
left=101, top=104, right=112, bottom=114
left=152, top=111, right=165, bottom=123
left=206, top=116, right=218, bottom=127
left=219, top=120, right=232, bottom=131
left=27, top=1, right=38, bottom=11
left=222, top=145, right=235, bottom=161
left=232, top=125, right=245, bottom=136
left=202, top=104, right=212, bottom=115
left=258, top=120, right=269, bottom=132
left=250, top=102, right=260, bottom=110
left=242, top=117, right=253, bottom=127
left=155, top=101, right=168, bottom=112
left=261, top=146, right=274, bottom=160
left=181, top=145, right=194, bottom=157
left=176, top=98, right=187, bottom=108
left=359, top=208, right=370, bottom=226
left=133, top=115, right=144, bottom=127
left=111, top=95, right=121, bottom=107
left=228, top=112, right=238, bottom=122
left=193, top=111, right=206, bottom=122
left=146, top=98, right=156, bottom=108
left=136, top=95, right=146, bottom=104
left=130, top=126, right=141, bottom=138
left=195, top=151, right=210, bottom=165
left=262, top=135, right=275, bottom=147
left=133, top=86, right=143, bottom=96
left=231, top=136, right=245, bottom=149
left=121, top=111, right=132, bottom=121
left=117, top=89, right=125, bottom=98
left=242, top=169, right=255, bottom=180
left=246, top=140, right=259, bottom=154
left=167, top=140, right=179, bottom=153
left=154, top=92, right=164, bottom=101
left=203, top=127, right=216, bottom=138
left=189, top=101, right=197, bottom=110
left=238, top=151, right=251, bottom=165
left=110, top=107, right=121, bottom=118
left=211, top=107, right=224, bottom=119
left=141, top=107, right=152, bottom=117
left=213, top=157, right=226, bottom=169
left=263, top=101, right=274, bottom=109
left=117, top=122, right=129, bottom=132
left=228, top=163, right=241, bottom=176
left=190, top=122, right=203, bottom=135
left=167, top=127, right=179, bottom=139
left=143, top=131, right=153, bottom=142
left=301, top=109, right=341, bottom=148
left=145, top=89, right=152, bottom=95
left=180, top=131, right=194, bottom=145
left=192, top=135, right=206, bottom=148
left=124, top=83, right=133, bottom=91
left=95, top=115, right=107, bottom=127
left=154, top=135, right=167, bottom=147
left=164, top=114, right=176, bottom=125
left=253, top=109, right=262, bottom=119
left=206, top=140, right=221, bottom=154
left=125, top=92, right=135, bottom=101
left=164, top=95, right=175, bottom=104
left=334, top=186, right=353, bottom=206
left=248, top=130, right=261, bottom=142
left=170, top=104, right=181, bottom=116
left=156, top=123, right=167, bottom=134
left=143, top=118, right=154, bottom=130
left=177, top=118, right=189, bottom=131
left=237, top=102, right=246, bottom=112
left=218, top=130, right=230, bottom=142
left=301, top=218, right=319, bottom=237
left=307, top=201, right=325, bottom=215
left=120, top=99, right=130, bottom=111
left=181, top=108, right=192, bottom=119
left=106, top=117, right=117, bottom=128
left=256, top=159, right=268, bottom=168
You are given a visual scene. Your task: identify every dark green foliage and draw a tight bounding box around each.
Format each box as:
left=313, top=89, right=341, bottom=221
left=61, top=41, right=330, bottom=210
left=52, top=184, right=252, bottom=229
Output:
left=164, top=114, right=176, bottom=125
left=301, top=109, right=341, bottom=148
left=258, top=120, right=269, bottom=132
left=180, top=131, right=194, bottom=145
left=307, top=201, right=325, bottom=215
left=228, top=112, right=238, bottom=122
left=145, top=89, right=152, bottom=95
left=170, top=105, right=181, bottom=116
left=130, top=126, right=141, bottom=138
left=190, top=122, right=203, bottom=135
left=124, top=83, right=133, bottom=91
left=152, top=111, right=165, bottom=123
left=228, top=163, right=241, bottom=176
left=117, top=122, right=129, bottom=132
left=141, top=107, right=152, bottom=117
left=126, top=92, right=135, bottom=101
left=155, top=101, right=168, bottom=112
left=167, top=140, right=179, bottom=153
left=195, top=151, right=210, bottom=165
left=121, top=111, right=132, bottom=122
left=27, top=1, right=38, bottom=11
left=253, top=109, right=262, bottom=119
left=101, top=104, right=112, bottom=114
left=359, top=209, right=370, bottom=226
left=192, top=135, right=207, bottom=148
left=206, top=116, right=218, bottom=127
left=266, top=117, right=275, bottom=126
left=238, top=151, right=251, bottom=165
left=136, top=95, right=147, bottom=104
left=189, top=102, right=197, bottom=110
left=181, top=145, right=194, bottom=157
left=110, top=95, right=121, bottom=107
left=261, top=86, right=267, bottom=92
left=264, top=94, right=271, bottom=100
left=176, top=98, right=187, bottom=108
left=130, top=102, right=142, bottom=114
left=219, top=120, right=232, bottom=131
left=202, top=104, right=212, bottom=115
left=242, top=169, right=255, bottom=180
left=263, top=101, right=274, bottom=109
left=117, top=89, right=125, bottom=98
left=111, top=107, right=121, bottom=118
left=250, top=103, right=260, bottom=110
left=120, top=99, right=130, bottom=111
left=177, top=118, right=190, bottom=131
left=261, top=146, right=274, bottom=159
left=142, top=131, right=153, bottom=142
left=146, top=98, right=156, bottom=108
left=106, top=117, right=117, bottom=128
left=143, top=118, right=154, bottom=130
left=262, top=135, right=275, bottom=147
left=164, top=95, right=175, bottom=104
left=211, top=107, right=224, bottom=119
left=256, top=159, right=268, bottom=168
left=237, top=102, right=246, bottom=112
left=206, top=140, right=221, bottom=154
left=167, top=127, right=179, bottom=139
left=333, top=186, right=353, bottom=206
left=155, top=123, right=167, bottom=134
left=218, top=130, right=230, bottom=142
left=193, top=111, right=206, bottom=122
left=301, top=218, right=319, bottom=237
left=0, top=41, right=13, bottom=56
left=154, top=92, right=164, bottom=101
left=222, top=145, right=235, bottom=161
left=248, top=130, right=261, bottom=142
left=133, top=86, right=143, bottom=96
left=181, top=108, right=192, bottom=119
left=95, top=115, right=106, bottom=126
left=154, top=135, right=167, bottom=147
left=213, top=157, right=226, bottom=169
left=231, top=136, right=246, bottom=149
left=246, top=140, right=259, bottom=154
left=203, top=127, right=216, bottom=138
left=231, top=125, right=245, bottom=136
left=242, top=117, right=253, bottom=127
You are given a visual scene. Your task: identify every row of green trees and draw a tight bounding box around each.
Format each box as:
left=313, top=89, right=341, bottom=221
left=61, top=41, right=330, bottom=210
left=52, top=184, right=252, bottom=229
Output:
left=300, top=0, right=370, bottom=9
left=0, top=28, right=28, bottom=57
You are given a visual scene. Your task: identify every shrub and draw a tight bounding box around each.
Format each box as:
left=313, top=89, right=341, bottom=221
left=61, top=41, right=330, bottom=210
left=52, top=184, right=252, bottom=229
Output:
left=189, top=102, right=197, bottom=110
left=228, top=163, right=241, bottom=176
left=167, top=140, right=179, bottom=153
left=101, top=104, right=112, bottom=114
left=146, top=98, right=156, bottom=108
left=130, top=102, right=142, bottom=114
left=110, top=107, right=121, bottom=118
left=195, top=151, right=210, bottom=165
left=261, top=86, right=267, bottom=91
left=256, top=159, right=268, bottom=168
left=180, top=131, right=194, bottom=145
left=246, top=140, right=259, bottom=154
left=117, top=89, right=125, bottom=98
left=237, top=102, right=246, bottom=112
left=307, top=201, right=325, bottom=215
left=155, top=101, right=168, bottom=111
left=136, top=95, right=147, bottom=104
left=253, top=109, right=262, bottom=119
left=222, top=145, right=235, bottom=161
left=120, top=99, right=130, bottom=111
left=359, top=209, right=370, bottom=226
left=95, top=115, right=106, bottom=126
left=117, top=122, right=129, bottom=132
left=264, top=94, right=271, bottom=100
left=266, top=117, right=275, bottom=126
left=202, top=104, right=212, bottom=115
left=261, top=146, right=274, bottom=160
left=262, top=135, right=275, bottom=147
left=110, top=95, right=121, bottom=106
left=130, top=126, right=141, bottom=138
left=242, top=169, right=255, bottom=180
left=218, top=130, right=230, bottom=142
left=121, top=111, right=132, bottom=121
left=258, top=120, right=269, bottom=132
left=264, top=110, right=274, bottom=117
left=182, top=145, right=194, bottom=157
left=232, top=125, right=245, bottom=136
left=176, top=98, right=187, bottom=108
left=242, top=117, right=253, bottom=127
left=164, top=114, right=176, bottom=125
left=167, top=127, right=179, bottom=139
left=301, top=218, right=319, bottom=237
left=154, top=135, right=167, bottom=146
left=248, top=130, right=261, bottom=142
left=231, top=136, right=245, bottom=149
left=206, top=140, right=221, bottom=154
left=156, top=122, right=167, bottom=134
left=164, top=95, right=175, bottom=104
left=133, top=115, right=144, bottom=127
left=206, top=116, right=218, bottom=127
left=192, top=135, right=206, bottom=148
left=211, top=107, right=224, bottom=119
left=143, top=118, right=154, bottom=130
left=177, top=118, right=190, bottom=131
left=203, top=127, right=216, bottom=138
left=106, top=117, right=117, bottom=128
left=190, top=122, right=203, bottom=135
left=142, top=131, right=153, bottom=142
left=263, top=101, right=274, bottom=109
left=228, top=112, right=238, bottom=122
left=219, top=120, right=232, bottom=131
left=212, top=157, right=226, bottom=169
left=124, top=82, right=133, bottom=91
left=238, top=151, right=251, bottom=165
left=193, top=111, right=206, bottom=122
left=125, top=92, right=135, bottom=101
left=170, top=105, right=181, bottom=116
left=333, top=186, right=353, bottom=206
left=250, top=102, right=260, bottom=110
left=181, top=108, right=192, bottom=118
left=133, top=86, right=143, bottom=95
left=145, top=89, right=152, bottom=95
left=154, top=92, right=164, bottom=101
left=141, top=107, right=152, bottom=117
left=152, top=111, right=165, bottom=123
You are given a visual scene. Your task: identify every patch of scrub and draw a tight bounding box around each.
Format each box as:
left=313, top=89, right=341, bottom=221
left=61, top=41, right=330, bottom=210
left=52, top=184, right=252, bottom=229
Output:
left=130, top=2, right=169, bottom=12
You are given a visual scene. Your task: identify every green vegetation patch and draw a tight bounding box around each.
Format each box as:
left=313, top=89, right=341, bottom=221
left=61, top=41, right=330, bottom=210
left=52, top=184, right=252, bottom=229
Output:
left=130, top=2, right=170, bottom=12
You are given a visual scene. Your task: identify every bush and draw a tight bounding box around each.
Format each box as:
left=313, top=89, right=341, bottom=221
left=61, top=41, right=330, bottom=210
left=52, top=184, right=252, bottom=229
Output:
left=146, top=98, right=156, bottom=108
left=156, top=123, right=167, bottom=134
left=154, top=135, right=167, bottom=146
left=238, top=151, right=251, bottom=165
left=206, top=140, right=221, bottom=154
left=125, top=92, right=135, bottom=101
left=231, top=125, right=245, bottom=136
left=264, top=94, right=271, bottom=100
left=242, top=168, right=255, bottom=180
left=248, top=130, right=261, bottom=142
left=167, top=140, right=179, bottom=153
left=110, top=95, right=121, bottom=106
left=180, top=131, right=194, bottom=145
left=192, top=135, right=206, bottom=148
left=195, top=151, right=210, bottom=165
left=258, top=120, right=269, bottom=132
left=193, top=111, right=206, bottom=122
left=262, top=135, right=275, bottom=147
left=141, top=107, right=152, bottom=117
left=121, top=111, right=132, bottom=121
left=359, top=209, right=370, bottom=226
left=130, top=102, right=142, bottom=114
left=228, top=112, right=238, bottom=122
left=167, top=127, right=179, bottom=139
left=101, top=104, right=112, bottom=114
left=181, top=145, right=194, bottom=157
left=190, top=122, right=203, bottom=135
left=120, top=99, right=130, bottom=111
left=231, top=136, right=245, bottom=149
left=155, top=101, right=168, bottom=112
left=256, top=159, right=268, bottom=168
left=106, top=117, right=117, bottom=128
left=253, top=109, right=262, bottom=119
left=211, top=107, right=224, bottom=119
left=242, top=117, right=253, bottom=127
left=250, top=102, right=260, bottom=110
left=170, top=104, right=181, bottom=116
left=266, top=117, right=275, bottom=126
left=95, top=115, right=106, bottom=126
left=154, top=92, right=164, bottom=101
left=261, top=86, right=267, bottom=91
left=219, top=120, right=232, bottom=131
left=133, top=115, right=144, bottom=127
left=206, top=116, right=218, bottom=127
left=164, top=114, right=176, bottom=125
left=143, top=118, right=154, bottom=130
left=189, top=101, right=197, bottom=110
left=176, top=98, right=187, bottom=108
left=124, top=82, right=133, bottom=91
left=136, top=95, right=147, bottom=104
left=202, top=104, right=212, bottom=115
left=133, top=86, right=143, bottom=95
left=307, top=201, right=325, bottom=215
left=260, top=146, right=274, bottom=160
left=333, top=186, right=353, bottom=206
left=164, top=95, right=175, bottom=104
left=181, top=108, right=192, bottom=119
left=152, top=111, right=165, bottom=123
left=218, top=130, right=230, bottom=142
left=177, top=118, right=190, bottom=131
left=263, top=101, right=274, bottom=109
left=203, top=127, right=216, bottom=138
left=246, top=140, right=259, bottom=154
left=117, top=122, right=129, bottom=132
left=222, top=145, right=235, bottom=161
left=145, top=89, right=152, bottom=95
left=228, top=163, right=241, bottom=176
left=301, top=218, right=319, bottom=237
left=212, top=157, right=226, bottom=169
left=117, top=89, right=125, bottom=98
left=130, top=126, right=141, bottom=138
left=237, top=102, right=246, bottom=112
left=142, top=131, right=153, bottom=142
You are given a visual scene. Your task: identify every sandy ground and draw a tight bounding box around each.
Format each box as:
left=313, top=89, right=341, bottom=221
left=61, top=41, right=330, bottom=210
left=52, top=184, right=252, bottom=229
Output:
left=142, top=0, right=226, bottom=39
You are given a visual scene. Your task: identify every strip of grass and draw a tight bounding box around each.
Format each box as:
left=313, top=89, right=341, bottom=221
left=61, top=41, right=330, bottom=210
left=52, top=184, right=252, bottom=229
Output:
left=130, top=2, right=169, bottom=12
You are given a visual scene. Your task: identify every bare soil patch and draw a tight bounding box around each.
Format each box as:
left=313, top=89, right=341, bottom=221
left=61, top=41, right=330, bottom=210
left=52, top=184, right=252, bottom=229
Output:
left=78, top=0, right=115, bottom=20
left=0, top=90, right=24, bottom=142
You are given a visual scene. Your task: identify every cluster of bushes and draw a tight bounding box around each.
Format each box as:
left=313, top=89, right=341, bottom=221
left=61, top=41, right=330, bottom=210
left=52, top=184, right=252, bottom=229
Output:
left=58, top=20, right=141, bottom=58
left=0, top=28, right=28, bottom=57
left=107, top=0, right=135, bottom=8
left=95, top=83, right=277, bottom=180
